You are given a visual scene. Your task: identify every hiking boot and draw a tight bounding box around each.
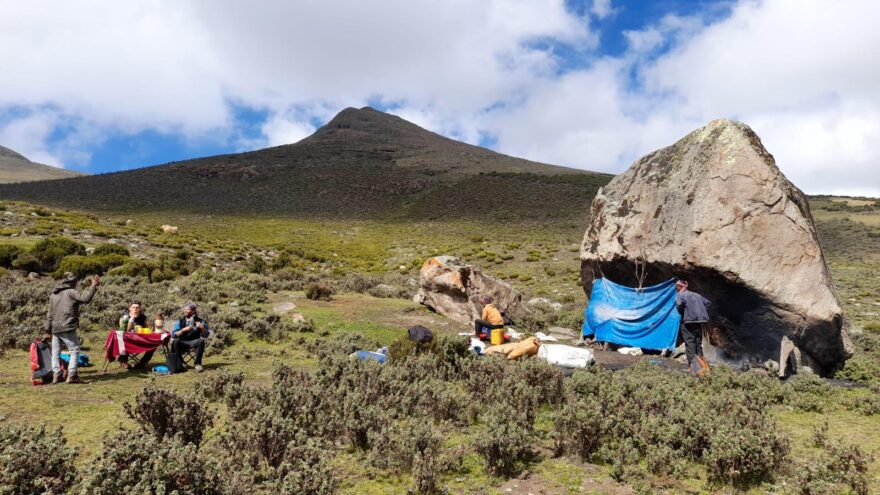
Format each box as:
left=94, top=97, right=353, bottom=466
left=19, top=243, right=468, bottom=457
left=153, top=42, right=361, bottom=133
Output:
left=195, top=365, right=204, bottom=373
left=52, top=372, right=63, bottom=384
left=66, top=374, right=84, bottom=384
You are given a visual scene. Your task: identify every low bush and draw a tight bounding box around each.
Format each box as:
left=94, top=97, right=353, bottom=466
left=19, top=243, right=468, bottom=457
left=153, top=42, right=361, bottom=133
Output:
left=54, top=254, right=129, bottom=279
left=92, top=243, right=130, bottom=257
left=795, top=438, right=873, bottom=495
left=0, top=244, right=21, bottom=268
left=247, top=255, right=267, bottom=274
left=11, top=252, right=41, bottom=273
left=79, top=430, right=222, bottom=495
left=552, top=364, right=790, bottom=488
left=197, top=370, right=245, bottom=401
left=108, top=259, right=153, bottom=278
left=243, top=313, right=315, bottom=343
left=474, top=403, right=535, bottom=477
left=0, top=420, right=78, bottom=495
left=305, top=281, right=334, bottom=301
left=30, top=237, right=85, bottom=272
left=123, top=384, right=214, bottom=446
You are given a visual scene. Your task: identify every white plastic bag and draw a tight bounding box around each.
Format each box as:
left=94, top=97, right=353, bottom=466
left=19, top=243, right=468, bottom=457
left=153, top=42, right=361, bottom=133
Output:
left=617, top=346, right=643, bottom=356
left=538, top=344, right=595, bottom=368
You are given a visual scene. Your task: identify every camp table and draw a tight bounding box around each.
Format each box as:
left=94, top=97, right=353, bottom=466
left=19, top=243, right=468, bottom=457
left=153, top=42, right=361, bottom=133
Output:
left=102, top=330, right=170, bottom=372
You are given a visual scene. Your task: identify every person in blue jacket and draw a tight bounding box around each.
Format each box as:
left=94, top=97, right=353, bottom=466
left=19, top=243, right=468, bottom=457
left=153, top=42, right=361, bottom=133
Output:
left=674, top=279, right=711, bottom=373
left=171, top=303, right=210, bottom=372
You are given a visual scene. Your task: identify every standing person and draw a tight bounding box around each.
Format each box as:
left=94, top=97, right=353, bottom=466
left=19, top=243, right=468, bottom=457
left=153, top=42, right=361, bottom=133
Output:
left=118, top=301, right=154, bottom=370
left=171, top=303, right=210, bottom=372
left=474, top=296, right=505, bottom=339
left=46, top=272, right=100, bottom=384
left=674, top=280, right=711, bottom=376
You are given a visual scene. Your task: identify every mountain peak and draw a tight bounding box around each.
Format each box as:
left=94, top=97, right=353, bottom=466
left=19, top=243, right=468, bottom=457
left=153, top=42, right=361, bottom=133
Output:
left=0, top=145, right=29, bottom=162
left=305, top=106, right=433, bottom=146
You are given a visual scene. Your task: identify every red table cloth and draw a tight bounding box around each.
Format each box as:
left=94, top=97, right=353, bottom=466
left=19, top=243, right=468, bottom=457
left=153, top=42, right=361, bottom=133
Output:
left=103, top=330, right=169, bottom=362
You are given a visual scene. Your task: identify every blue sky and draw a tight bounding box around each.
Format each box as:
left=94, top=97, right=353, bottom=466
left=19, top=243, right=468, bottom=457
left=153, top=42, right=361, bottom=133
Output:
left=1, top=1, right=878, bottom=195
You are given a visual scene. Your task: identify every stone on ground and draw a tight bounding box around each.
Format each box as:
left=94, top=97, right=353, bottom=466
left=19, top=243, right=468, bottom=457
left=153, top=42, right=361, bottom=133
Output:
left=414, top=256, right=521, bottom=325
left=580, top=119, right=851, bottom=372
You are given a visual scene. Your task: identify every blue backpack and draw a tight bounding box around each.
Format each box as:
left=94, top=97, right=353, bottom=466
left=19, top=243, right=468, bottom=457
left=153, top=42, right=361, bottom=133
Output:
left=152, top=365, right=171, bottom=375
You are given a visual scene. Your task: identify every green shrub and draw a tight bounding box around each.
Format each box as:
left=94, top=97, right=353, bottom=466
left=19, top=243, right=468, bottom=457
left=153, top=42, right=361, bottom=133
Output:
left=211, top=406, right=337, bottom=495
left=305, top=281, right=334, bottom=301
left=474, top=404, right=535, bottom=477
left=11, top=253, right=41, bottom=272
left=123, top=384, right=214, bottom=446
left=794, top=438, right=873, bottom=495
left=92, top=243, right=130, bottom=257
left=30, top=237, right=85, bottom=272
left=0, top=420, right=78, bottom=494
left=197, top=371, right=245, bottom=401
left=108, top=260, right=154, bottom=278
left=247, top=255, right=267, bottom=274
left=79, top=430, right=221, bottom=495
left=243, top=313, right=314, bottom=343
left=0, top=245, right=22, bottom=268
left=54, top=254, right=128, bottom=279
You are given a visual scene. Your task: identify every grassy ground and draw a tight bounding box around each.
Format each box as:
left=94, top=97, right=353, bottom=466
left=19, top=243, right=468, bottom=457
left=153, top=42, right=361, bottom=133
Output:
left=1, top=199, right=880, bottom=493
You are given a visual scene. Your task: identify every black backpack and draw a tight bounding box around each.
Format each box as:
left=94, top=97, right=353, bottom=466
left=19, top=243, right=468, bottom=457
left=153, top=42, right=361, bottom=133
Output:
left=165, top=350, right=184, bottom=374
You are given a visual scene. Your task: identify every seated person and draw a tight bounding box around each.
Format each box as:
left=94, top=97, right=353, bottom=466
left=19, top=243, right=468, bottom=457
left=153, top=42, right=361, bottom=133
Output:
left=118, top=301, right=154, bottom=369
left=171, top=302, right=209, bottom=372
left=474, top=296, right=505, bottom=339
left=151, top=313, right=166, bottom=334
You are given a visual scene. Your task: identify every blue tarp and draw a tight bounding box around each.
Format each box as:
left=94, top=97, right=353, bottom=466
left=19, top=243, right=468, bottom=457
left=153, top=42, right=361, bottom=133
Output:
left=581, top=278, right=681, bottom=351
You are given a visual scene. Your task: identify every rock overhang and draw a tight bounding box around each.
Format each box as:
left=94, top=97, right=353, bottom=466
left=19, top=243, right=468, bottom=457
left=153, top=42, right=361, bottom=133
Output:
left=580, top=119, right=851, bottom=372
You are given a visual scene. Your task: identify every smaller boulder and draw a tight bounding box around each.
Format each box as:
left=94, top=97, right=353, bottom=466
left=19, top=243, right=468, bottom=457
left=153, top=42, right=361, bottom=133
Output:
left=414, top=256, right=521, bottom=325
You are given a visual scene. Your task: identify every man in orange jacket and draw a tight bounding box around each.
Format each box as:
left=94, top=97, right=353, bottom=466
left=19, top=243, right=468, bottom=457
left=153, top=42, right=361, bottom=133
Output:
left=474, top=296, right=505, bottom=339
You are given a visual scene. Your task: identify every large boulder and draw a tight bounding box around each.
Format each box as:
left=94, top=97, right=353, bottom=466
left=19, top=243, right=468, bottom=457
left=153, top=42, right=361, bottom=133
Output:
left=580, top=119, right=851, bottom=371
left=414, top=256, right=521, bottom=325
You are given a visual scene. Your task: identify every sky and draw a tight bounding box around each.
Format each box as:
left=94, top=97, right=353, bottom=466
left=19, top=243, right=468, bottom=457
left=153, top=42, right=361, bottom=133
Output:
left=0, top=0, right=878, bottom=196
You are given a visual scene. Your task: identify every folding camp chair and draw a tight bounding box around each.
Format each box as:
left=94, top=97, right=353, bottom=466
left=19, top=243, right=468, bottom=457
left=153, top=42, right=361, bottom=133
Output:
left=164, top=331, right=209, bottom=371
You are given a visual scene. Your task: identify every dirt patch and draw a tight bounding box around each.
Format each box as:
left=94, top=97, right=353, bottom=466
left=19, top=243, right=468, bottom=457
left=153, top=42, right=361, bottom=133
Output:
left=272, top=301, right=296, bottom=314
left=497, top=464, right=633, bottom=495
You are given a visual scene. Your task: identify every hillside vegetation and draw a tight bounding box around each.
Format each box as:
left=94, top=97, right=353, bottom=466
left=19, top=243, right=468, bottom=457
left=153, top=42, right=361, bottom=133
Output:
left=0, top=198, right=878, bottom=493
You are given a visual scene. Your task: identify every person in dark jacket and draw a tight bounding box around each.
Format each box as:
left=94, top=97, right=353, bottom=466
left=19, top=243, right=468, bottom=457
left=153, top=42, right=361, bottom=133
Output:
left=674, top=279, right=711, bottom=373
left=171, top=303, right=210, bottom=372
left=46, top=272, right=100, bottom=384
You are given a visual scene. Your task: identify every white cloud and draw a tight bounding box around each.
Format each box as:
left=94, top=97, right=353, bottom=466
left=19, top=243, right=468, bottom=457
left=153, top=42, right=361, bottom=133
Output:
left=0, top=0, right=878, bottom=196
left=0, top=112, right=65, bottom=167
left=591, top=0, right=615, bottom=19
left=261, top=116, right=315, bottom=148
left=488, top=0, right=880, bottom=196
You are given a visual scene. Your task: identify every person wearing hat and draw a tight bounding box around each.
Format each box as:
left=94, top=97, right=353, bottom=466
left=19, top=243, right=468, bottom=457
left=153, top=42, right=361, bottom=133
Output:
left=170, top=303, right=210, bottom=372
left=46, top=272, right=100, bottom=384
left=474, top=295, right=505, bottom=339
left=674, top=279, right=712, bottom=375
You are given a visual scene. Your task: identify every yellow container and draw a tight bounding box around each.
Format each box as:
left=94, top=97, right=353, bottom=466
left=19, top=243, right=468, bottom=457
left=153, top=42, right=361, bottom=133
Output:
left=490, top=328, right=505, bottom=346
